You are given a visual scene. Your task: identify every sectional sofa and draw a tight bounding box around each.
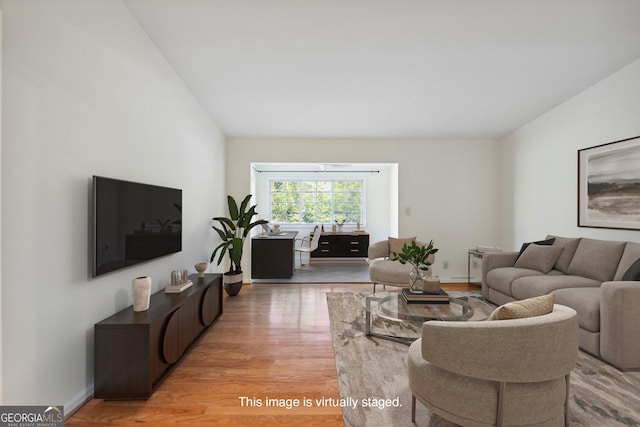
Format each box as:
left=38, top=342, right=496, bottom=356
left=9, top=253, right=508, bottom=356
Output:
left=482, top=235, right=640, bottom=370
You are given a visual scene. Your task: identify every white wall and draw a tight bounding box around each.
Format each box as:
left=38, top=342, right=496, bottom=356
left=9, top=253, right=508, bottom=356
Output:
left=228, top=138, right=501, bottom=281
left=500, top=57, right=640, bottom=249
left=0, top=0, right=225, bottom=411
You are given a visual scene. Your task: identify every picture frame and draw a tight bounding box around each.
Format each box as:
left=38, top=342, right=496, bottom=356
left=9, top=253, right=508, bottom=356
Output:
left=578, top=136, right=640, bottom=230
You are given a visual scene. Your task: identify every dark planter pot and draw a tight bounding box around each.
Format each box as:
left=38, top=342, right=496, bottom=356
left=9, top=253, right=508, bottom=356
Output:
left=223, top=272, right=243, bottom=296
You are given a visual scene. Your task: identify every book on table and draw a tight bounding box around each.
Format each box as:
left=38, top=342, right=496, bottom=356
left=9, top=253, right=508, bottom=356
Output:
left=402, top=288, right=449, bottom=304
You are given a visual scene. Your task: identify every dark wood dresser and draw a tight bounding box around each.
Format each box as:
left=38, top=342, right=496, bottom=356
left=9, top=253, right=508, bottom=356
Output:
left=311, top=232, right=370, bottom=259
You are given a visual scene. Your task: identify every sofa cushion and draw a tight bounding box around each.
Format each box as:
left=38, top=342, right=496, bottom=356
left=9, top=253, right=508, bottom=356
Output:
left=486, top=267, right=546, bottom=296
left=514, top=244, right=563, bottom=274
left=488, top=294, right=554, bottom=320
left=547, top=235, right=581, bottom=273
left=616, top=242, right=640, bottom=280
left=622, top=257, right=640, bottom=281
left=567, top=238, right=626, bottom=282
left=552, top=287, right=601, bottom=333
left=517, top=237, right=555, bottom=260
left=388, top=236, right=416, bottom=259
left=511, top=275, right=601, bottom=300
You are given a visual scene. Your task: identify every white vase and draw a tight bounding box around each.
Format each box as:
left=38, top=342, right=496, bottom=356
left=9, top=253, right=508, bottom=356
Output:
left=132, top=276, right=151, bottom=312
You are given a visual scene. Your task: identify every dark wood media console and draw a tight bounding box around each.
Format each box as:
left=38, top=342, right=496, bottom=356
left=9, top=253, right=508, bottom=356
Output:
left=94, top=273, right=222, bottom=399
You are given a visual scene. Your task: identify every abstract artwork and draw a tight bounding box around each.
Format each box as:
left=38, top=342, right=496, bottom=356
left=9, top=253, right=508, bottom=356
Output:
left=578, top=136, right=640, bottom=230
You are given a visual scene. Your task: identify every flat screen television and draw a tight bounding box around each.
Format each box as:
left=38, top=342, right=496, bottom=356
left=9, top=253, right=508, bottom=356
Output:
left=92, top=176, right=182, bottom=277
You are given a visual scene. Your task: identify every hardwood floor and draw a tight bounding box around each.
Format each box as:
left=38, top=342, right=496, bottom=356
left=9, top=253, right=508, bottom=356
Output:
left=66, top=282, right=474, bottom=426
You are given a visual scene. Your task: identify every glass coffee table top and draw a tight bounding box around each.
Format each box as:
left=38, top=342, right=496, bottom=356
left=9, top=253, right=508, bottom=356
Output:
left=361, top=291, right=494, bottom=344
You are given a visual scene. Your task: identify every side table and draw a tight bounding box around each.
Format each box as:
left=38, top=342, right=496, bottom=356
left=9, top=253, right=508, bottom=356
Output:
left=467, top=249, right=484, bottom=287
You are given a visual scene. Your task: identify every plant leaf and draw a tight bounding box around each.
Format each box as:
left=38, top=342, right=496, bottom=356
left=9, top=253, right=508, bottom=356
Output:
left=228, top=195, right=239, bottom=220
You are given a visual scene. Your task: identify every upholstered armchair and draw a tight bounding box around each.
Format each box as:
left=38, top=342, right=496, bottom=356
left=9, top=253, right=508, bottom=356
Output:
left=408, top=304, right=579, bottom=426
left=368, top=238, right=434, bottom=292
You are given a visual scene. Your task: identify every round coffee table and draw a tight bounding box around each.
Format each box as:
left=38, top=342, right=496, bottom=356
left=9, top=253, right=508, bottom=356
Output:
left=361, top=291, right=494, bottom=344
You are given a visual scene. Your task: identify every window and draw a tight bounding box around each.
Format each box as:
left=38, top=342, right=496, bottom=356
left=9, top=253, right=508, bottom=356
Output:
left=270, top=179, right=364, bottom=224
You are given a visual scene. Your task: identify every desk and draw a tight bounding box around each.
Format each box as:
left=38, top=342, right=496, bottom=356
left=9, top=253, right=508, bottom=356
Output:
left=251, top=231, right=298, bottom=279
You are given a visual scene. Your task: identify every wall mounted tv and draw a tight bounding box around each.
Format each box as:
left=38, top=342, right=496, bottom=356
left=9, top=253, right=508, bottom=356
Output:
left=92, top=176, right=182, bottom=277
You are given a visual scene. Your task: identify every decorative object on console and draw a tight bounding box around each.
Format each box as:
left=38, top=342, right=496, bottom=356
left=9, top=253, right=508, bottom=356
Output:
left=165, top=269, right=193, bottom=293
left=211, top=194, right=268, bottom=296
left=131, top=276, right=151, bottom=312
left=195, top=262, right=208, bottom=279
left=578, top=135, right=640, bottom=230
left=391, top=240, right=438, bottom=294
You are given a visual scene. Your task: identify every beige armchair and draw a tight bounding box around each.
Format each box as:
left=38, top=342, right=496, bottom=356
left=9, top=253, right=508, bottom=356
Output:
left=368, top=239, right=434, bottom=292
left=408, top=304, right=579, bottom=426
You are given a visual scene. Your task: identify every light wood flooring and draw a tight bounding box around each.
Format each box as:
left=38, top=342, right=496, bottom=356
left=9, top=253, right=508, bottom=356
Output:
left=66, top=282, right=476, bottom=426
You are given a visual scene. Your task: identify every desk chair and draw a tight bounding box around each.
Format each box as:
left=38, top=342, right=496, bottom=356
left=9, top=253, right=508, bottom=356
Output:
left=295, top=226, right=321, bottom=271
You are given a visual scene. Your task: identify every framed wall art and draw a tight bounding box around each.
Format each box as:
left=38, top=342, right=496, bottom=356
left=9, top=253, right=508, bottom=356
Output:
left=578, top=135, right=640, bottom=230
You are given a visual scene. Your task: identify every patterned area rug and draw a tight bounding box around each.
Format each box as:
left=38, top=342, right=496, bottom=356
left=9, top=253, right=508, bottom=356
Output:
left=327, top=291, right=640, bottom=427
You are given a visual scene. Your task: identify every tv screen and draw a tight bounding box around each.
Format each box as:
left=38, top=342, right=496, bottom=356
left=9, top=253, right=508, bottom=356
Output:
left=92, top=176, right=182, bottom=277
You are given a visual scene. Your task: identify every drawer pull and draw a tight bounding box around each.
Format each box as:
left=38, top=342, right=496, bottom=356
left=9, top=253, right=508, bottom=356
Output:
left=350, top=249, right=360, bottom=252
left=350, top=241, right=359, bottom=244
left=321, top=249, right=330, bottom=253
left=321, top=242, right=330, bottom=245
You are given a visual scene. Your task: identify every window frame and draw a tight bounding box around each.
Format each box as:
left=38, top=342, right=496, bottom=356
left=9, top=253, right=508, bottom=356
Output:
left=268, top=178, right=366, bottom=225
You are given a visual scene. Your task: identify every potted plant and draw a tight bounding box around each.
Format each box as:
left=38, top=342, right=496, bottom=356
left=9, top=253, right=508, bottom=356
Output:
left=211, top=194, right=268, bottom=296
left=392, top=240, right=439, bottom=293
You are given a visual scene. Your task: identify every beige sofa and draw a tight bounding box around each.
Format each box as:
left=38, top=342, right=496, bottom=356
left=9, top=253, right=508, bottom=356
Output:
left=482, top=236, right=640, bottom=370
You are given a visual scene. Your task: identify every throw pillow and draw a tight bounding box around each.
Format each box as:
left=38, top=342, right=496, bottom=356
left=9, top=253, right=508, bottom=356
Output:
left=546, top=235, right=581, bottom=274
left=566, top=238, right=626, bottom=282
left=488, top=294, right=555, bottom=321
left=388, top=236, right=416, bottom=259
left=513, top=244, right=563, bottom=274
left=622, top=257, right=640, bottom=281
left=516, top=237, right=556, bottom=260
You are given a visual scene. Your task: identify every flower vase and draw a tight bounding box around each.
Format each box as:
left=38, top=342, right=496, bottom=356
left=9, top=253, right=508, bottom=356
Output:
left=132, top=276, right=151, bottom=311
left=409, top=267, right=425, bottom=293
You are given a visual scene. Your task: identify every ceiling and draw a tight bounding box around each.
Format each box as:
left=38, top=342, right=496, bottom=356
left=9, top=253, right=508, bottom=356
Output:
left=124, top=0, right=640, bottom=140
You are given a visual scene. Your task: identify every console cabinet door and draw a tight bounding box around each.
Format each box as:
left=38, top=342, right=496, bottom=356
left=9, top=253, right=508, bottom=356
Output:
left=162, top=308, right=181, bottom=364
left=200, top=283, right=220, bottom=326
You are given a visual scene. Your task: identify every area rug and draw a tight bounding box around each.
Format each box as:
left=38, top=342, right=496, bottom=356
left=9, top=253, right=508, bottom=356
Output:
left=326, top=291, right=640, bottom=427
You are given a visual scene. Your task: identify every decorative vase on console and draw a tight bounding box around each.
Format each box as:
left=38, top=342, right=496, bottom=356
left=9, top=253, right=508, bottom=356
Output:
left=195, top=262, right=208, bottom=279
left=132, top=276, right=151, bottom=311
